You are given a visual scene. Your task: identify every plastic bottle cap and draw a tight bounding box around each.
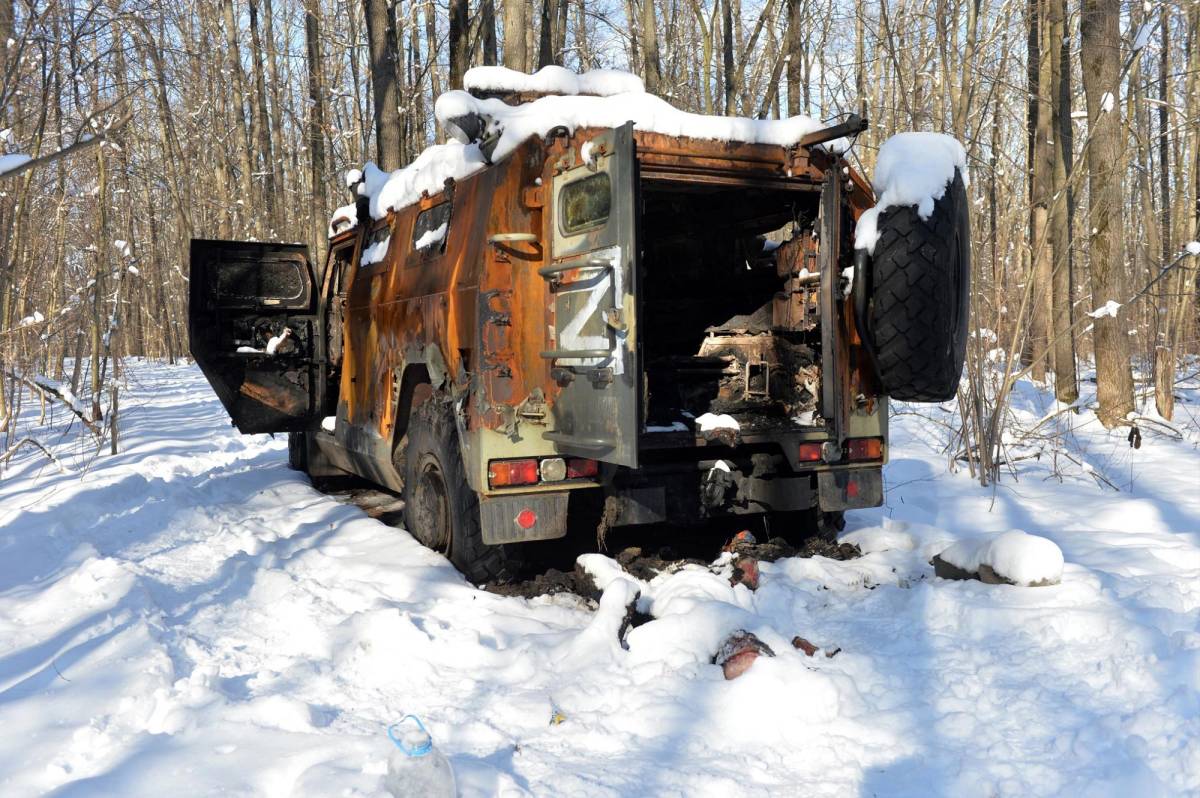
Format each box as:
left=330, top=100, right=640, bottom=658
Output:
left=387, top=715, right=433, bottom=757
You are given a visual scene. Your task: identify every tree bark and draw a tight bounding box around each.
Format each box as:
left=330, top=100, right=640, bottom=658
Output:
left=449, top=0, right=469, bottom=89
left=247, top=0, right=278, bottom=232
left=502, top=0, right=527, bottom=71
left=1080, top=0, right=1135, bottom=427
left=1049, top=0, right=1078, bottom=403
left=1028, top=0, right=1051, bottom=381
left=304, top=0, right=329, bottom=267
left=480, top=0, right=498, bottom=66
left=363, top=0, right=404, bottom=171
left=221, top=0, right=256, bottom=232
left=642, top=0, right=661, bottom=93
left=785, top=0, right=802, bottom=116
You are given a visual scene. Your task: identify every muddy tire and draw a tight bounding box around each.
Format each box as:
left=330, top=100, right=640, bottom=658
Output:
left=401, top=399, right=523, bottom=584
left=287, top=432, right=308, bottom=471
left=864, top=170, right=970, bottom=402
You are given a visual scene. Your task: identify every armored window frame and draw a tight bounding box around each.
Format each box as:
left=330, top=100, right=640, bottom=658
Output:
left=558, top=172, right=612, bottom=237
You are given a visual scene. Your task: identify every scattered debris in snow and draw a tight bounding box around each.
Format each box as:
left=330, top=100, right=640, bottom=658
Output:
left=713, top=630, right=775, bottom=680
left=1088, top=300, right=1122, bottom=319
left=361, top=235, right=391, bottom=265
left=853, top=132, right=968, bottom=253
left=2, top=362, right=1199, bottom=795
left=933, top=530, right=1065, bottom=586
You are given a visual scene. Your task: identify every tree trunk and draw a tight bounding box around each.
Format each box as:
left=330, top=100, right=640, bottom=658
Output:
left=480, top=0, right=498, bottom=66
left=1049, top=0, right=1078, bottom=403
left=222, top=0, right=256, bottom=232
left=449, top=0, right=469, bottom=89
left=538, top=0, right=555, bottom=68
left=785, top=0, right=802, bottom=116
left=1080, top=0, right=1135, bottom=427
left=502, top=0, right=527, bottom=71
left=721, top=0, right=735, bottom=114
left=363, top=0, right=404, bottom=171
left=1028, top=0, right=1051, bottom=381
left=248, top=0, right=278, bottom=233
left=305, top=0, right=329, bottom=268
left=642, top=0, right=661, bottom=93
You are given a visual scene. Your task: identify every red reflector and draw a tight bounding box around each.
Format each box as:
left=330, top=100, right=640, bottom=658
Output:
left=516, top=508, right=537, bottom=529
left=488, top=458, right=539, bottom=488
left=846, top=478, right=860, bottom=498
left=847, top=437, right=883, bottom=461
left=797, top=443, right=823, bottom=462
left=566, top=458, right=599, bottom=479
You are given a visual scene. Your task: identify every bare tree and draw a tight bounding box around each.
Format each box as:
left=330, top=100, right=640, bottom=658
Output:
left=363, top=0, right=404, bottom=170
left=1080, top=0, right=1134, bottom=426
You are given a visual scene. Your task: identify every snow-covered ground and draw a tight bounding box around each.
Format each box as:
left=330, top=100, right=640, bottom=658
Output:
left=0, top=362, right=1197, bottom=797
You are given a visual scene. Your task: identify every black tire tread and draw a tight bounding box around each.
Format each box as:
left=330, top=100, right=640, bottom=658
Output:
left=868, top=171, right=970, bottom=402
left=402, top=400, right=523, bottom=584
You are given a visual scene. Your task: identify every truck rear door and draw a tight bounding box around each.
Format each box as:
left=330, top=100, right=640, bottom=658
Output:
left=541, top=122, right=641, bottom=467
left=188, top=239, right=323, bottom=434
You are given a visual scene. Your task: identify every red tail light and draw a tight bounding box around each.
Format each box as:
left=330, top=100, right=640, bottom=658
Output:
left=566, top=458, right=599, bottom=478
left=797, top=442, right=823, bottom=462
left=847, top=437, right=883, bottom=461
left=488, top=458, right=539, bottom=488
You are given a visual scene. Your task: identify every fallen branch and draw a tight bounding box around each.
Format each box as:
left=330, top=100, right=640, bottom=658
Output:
left=2, top=370, right=102, bottom=440
left=1, top=437, right=70, bottom=474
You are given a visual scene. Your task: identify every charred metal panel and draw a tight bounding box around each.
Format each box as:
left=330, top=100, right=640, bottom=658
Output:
left=188, top=239, right=321, bottom=434
left=542, top=123, right=641, bottom=468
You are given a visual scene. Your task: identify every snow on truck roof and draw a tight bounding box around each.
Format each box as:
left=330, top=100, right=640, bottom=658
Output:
left=344, top=67, right=830, bottom=228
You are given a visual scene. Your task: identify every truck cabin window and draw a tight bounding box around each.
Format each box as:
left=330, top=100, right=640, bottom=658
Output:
left=412, top=202, right=451, bottom=255
left=560, top=172, right=611, bottom=236
left=215, top=258, right=306, bottom=308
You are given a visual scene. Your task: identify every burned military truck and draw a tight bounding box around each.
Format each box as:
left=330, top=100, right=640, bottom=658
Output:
left=189, top=69, right=970, bottom=583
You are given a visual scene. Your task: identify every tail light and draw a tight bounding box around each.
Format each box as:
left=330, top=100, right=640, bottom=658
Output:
left=488, top=457, right=600, bottom=488
left=566, top=458, right=598, bottom=478
left=847, top=437, right=883, bottom=461
left=797, top=442, right=823, bottom=462
left=488, top=458, right=539, bottom=488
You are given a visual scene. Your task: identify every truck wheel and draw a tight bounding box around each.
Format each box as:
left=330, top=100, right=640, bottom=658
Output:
left=287, top=432, right=308, bottom=471
left=401, top=399, right=524, bottom=583
left=864, top=169, right=970, bottom=402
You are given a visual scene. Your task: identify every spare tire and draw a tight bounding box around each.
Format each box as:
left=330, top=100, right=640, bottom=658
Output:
left=861, top=170, right=970, bottom=402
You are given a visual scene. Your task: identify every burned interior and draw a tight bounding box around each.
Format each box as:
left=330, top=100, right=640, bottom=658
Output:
left=640, top=182, right=824, bottom=436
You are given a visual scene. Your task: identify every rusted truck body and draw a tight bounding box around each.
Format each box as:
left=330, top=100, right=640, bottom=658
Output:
left=190, top=112, right=897, bottom=581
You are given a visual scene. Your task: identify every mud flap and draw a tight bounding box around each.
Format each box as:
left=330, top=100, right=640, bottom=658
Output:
left=480, top=492, right=569, bottom=544
left=818, top=468, right=883, bottom=511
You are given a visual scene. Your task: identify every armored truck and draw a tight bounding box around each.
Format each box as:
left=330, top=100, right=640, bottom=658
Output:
left=189, top=72, right=970, bottom=582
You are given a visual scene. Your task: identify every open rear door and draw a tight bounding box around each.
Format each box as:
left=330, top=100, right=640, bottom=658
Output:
left=188, top=239, right=323, bottom=434
left=541, top=122, right=640, bottom=467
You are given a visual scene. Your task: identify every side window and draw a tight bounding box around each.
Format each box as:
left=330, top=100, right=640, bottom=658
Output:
left=559, top=172, right=611, bottom=236
left=215, top=254, right=308, bottom=308
left=360, top=225, right=391, bottom=271
left=412, top=202, right=451, bottom=256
